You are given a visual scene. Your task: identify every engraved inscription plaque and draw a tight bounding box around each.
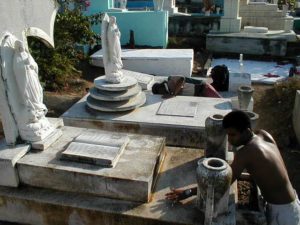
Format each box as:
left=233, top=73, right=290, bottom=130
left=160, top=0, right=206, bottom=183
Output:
left=156, top=100, right=198, bottom=117
left=61, top=132, right=129, bottom=167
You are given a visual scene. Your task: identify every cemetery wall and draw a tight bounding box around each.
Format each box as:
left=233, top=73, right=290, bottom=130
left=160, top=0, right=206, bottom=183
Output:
left=169, top=15, right=220, bottom=37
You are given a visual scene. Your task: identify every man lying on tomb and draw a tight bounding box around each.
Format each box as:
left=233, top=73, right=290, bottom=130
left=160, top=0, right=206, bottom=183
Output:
left=151, top=75, right=222, bottom=98
left=165, top=110, right=300, bottom=225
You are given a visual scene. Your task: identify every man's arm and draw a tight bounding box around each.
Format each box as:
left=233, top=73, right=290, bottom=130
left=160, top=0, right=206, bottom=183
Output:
left=230, top=149, right=248, bottom=184
left=165, top=187, right=197, bottom=202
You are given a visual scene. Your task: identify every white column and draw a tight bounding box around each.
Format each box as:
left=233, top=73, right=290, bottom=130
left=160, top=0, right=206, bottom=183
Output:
left=220, top=0, right=242, bottom=33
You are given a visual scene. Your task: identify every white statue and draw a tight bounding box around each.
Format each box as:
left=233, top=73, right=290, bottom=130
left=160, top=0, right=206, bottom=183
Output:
left=101, top=14, right=125, bottom=84
left=0, top=33, right=54, bottom=144
left=13, top=40, right=48, bottom=122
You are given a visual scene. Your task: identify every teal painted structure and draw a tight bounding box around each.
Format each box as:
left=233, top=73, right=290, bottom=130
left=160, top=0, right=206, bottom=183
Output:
left=85, top=0, right=168, bottom=48
left=87, top=0, right=114, bottom=13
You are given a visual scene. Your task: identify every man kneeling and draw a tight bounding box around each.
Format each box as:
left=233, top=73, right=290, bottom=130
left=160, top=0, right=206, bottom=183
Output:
left=166, top=111, right=300, bottom=225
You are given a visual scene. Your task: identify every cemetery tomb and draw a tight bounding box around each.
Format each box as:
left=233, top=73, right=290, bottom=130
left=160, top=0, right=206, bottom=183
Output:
left=90, top=49, right=194, bottom=77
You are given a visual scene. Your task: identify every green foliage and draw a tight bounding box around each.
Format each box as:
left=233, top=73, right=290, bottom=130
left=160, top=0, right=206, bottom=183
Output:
left=278, top=0, right=296, bottom=9
left=28, top=0, right=101, bottom=91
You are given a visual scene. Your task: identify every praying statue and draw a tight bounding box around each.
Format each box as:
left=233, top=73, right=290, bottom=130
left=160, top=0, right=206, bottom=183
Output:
left=13, top=40, right=48, bottom=122
left=101, top=13, right=125, bottom=84
left=0, top=33, right=54, bottom=144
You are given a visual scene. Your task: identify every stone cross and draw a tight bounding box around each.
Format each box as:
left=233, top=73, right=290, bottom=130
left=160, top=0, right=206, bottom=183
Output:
left=0, top=0, right=58, bottom=145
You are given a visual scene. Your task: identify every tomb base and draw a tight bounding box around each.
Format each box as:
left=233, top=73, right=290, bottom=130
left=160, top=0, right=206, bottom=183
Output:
left=16, top=126, right=166, bottom=202
left=90, top=49, right=194, bottom=77
left=0, top=147, right=238, bottom=225
left=62, top=93, right=232, bottom=148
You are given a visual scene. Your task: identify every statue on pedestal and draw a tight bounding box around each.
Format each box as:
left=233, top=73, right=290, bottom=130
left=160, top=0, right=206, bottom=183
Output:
left=101, top=14, right=125, bottom=84
left=0, top=33, right=54, bottom=144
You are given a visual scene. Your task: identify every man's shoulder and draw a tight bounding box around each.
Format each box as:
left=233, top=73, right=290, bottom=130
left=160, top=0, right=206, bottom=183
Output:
left=255, top=130, right=277, bottom=145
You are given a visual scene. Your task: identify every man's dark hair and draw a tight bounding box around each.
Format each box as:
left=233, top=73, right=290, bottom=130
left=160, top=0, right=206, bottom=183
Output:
left=211, top=64, right=229, bottom=92
left=222, top=110, right=251, bottom=132
left=152, top=82, right=169, bottom=95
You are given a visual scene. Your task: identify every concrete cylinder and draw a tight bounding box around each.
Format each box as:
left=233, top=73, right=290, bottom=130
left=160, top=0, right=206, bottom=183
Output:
left=238, top=85, right=254, bottom=111
left=196, top=157, right=232, bottom=223
left=205, top=114, right=228, bottom=160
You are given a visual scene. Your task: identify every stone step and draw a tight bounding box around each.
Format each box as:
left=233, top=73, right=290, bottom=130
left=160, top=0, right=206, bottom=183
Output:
left=94, top=76, right=137, bottom=92
left=90, top=85, right=141, bottom=102
left=86, top=92, right=146, bottom=112
left=17, top=127, right=166, bottom=202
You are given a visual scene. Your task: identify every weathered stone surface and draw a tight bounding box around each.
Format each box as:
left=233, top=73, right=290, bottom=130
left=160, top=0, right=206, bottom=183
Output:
left=0, top=147, right=238, bottom=225
left=157, top=100, right=198, bottom=117
left=17, top=127, right=165, bottom=202
left=75, top=131, right=129, bottom=147
left=206, top=33, right=287, bottom=56
left=94, top=76, right=137, bottom=91
left=61, top=132, right=130, bottom=167
left=122, top=70, right=155, bottom=90
left=31, top=118, right=64, bottom=150
left=61, top=142, right=124, bottom=167
left=89, top=85, right=141, bottom=101
left=31, top=129, right=63, bottom=151
left=86, top=92, right=146, bottom=112
left=0, top=140, right=30, bottom=187
left=62, top=93, right=232, bottom=148
left=91, top=49, right=194, bottom=77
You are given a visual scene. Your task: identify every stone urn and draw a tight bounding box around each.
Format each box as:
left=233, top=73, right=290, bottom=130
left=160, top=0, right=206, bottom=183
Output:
left=238, top=85, right=254, bottom=111
left=196, top=157, right=232, bottom=224
left=216, top=7, right=221, bottom=15
left=244, top=111, right=259, bottom=130
left=205, top=114, right=228, bottom=160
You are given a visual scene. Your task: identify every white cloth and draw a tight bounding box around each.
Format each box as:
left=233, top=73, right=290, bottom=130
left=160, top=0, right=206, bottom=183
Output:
left=267, top=194, right=300, bottom=225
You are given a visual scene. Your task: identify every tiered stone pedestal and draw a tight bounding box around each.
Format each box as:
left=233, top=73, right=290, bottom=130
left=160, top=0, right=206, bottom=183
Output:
left=87, top=76, right=146, bottom=112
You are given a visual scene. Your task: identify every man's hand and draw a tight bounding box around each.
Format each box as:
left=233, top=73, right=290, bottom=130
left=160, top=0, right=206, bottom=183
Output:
left=165, top=188, right=194, bottom=203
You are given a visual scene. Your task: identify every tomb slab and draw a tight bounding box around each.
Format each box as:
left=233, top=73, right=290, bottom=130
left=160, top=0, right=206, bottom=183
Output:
left=17, top=126, right=165, bottom=202
left=90, top=49, right=194, bottom=77
left=0, top=141, right=30, bottom=187
left=62, top=93, right=232, bottom=148
left=0, top=147, right=237, bottom=225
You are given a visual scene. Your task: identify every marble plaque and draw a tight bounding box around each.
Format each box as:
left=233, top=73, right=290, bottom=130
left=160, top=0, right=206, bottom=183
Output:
left=61, top=142, right=126, bottom=167
left=62, top=132, right=130, bottom=167
left=156, top=100, right=198, bottom=117
left=75, top=131, right=130, bottom=147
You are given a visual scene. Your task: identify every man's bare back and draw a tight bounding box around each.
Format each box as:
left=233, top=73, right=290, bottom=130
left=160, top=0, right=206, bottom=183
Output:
left=232, top=130, right=295, bottom=204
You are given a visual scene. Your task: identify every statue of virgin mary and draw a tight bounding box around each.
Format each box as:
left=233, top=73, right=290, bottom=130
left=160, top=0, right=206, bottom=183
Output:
left=101, top=14, right=125, bottom=84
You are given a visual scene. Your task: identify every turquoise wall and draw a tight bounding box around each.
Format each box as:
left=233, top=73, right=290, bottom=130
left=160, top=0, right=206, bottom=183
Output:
left=85, top=0, right=168, bottom=48
left=109, top=11, right=168, bottom=48
left=87, top=0, right=114, bottom=13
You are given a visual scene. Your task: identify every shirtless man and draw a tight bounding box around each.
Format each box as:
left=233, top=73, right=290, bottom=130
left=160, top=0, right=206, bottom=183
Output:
left=166, top=110, right=300, bottom=225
